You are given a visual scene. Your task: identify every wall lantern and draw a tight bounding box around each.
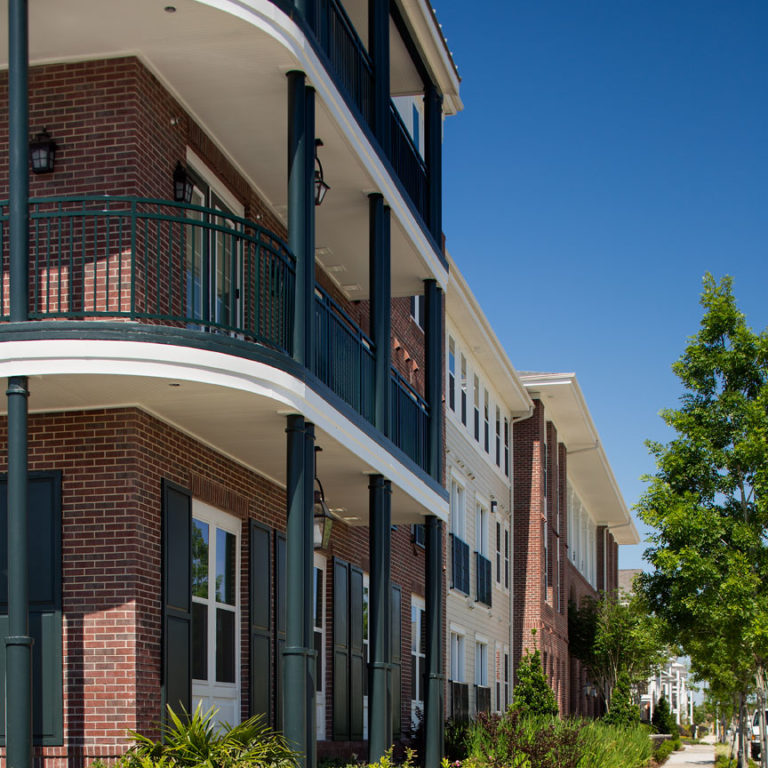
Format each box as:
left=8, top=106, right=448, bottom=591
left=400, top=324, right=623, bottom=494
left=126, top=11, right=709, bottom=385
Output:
left=29, top=129, right=57, bottom=174
left=314, top=139, right=330, bottom=206
left=173, top=161, right=194, bottom=204
left=313, top=447, right=335, bottom=549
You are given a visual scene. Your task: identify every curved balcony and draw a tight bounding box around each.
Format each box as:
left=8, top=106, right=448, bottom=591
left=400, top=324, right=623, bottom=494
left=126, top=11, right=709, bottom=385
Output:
left=0, top=195, right=429, bottom=473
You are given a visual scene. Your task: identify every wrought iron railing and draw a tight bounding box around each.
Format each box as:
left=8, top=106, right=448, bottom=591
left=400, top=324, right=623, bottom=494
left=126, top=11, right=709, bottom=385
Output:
left=450, top=534, right=470, bottom=595
left=390, top=368, right=429, bottom=472
left=389, top=104, right=428, bottom=223
left=315, top=0, right=373, bottom=123
left=314, top=284, right=375, bottom=422
left=0, top=196, right=432, bottom=472
left=0, top=196, right=295, bottom=353
left=475, top=552, right=492, bottom=607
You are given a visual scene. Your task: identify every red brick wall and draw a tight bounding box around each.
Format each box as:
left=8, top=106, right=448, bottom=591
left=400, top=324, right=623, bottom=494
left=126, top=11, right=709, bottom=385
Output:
left=0, top=406, right=432, bottom=766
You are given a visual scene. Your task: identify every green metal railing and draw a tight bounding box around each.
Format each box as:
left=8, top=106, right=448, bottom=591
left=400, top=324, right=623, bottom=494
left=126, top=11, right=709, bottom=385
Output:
left=390, top=368, right=429, bottom=472
left=0, top=195, right=295, bottom=353
left=0, top=195, right=430, bottom=472
left=314, top=284, right=375, bottom=422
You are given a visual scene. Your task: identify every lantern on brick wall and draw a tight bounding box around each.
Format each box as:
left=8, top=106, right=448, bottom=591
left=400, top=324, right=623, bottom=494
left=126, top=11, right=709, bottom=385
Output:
left=313, top=447, right=335, bottom=549
left=29, top=129, right=57, bottom=174
left=173, top=161, right=194, bottom=204
left=314, top=139, right=330, bottom=206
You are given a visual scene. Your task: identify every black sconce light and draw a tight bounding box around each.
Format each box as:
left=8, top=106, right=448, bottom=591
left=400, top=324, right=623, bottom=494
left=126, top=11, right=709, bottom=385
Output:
left=29, top=129, right=57, bottom=174
left=313, top=447, right=336, bottom=549
left=173, top=161, right=194, bottom=204
left=314, top=139, right=330, bottom=206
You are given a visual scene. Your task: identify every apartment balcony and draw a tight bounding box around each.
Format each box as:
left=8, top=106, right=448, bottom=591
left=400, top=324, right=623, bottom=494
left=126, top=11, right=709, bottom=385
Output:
left=0, top=195, right=430, bottom=476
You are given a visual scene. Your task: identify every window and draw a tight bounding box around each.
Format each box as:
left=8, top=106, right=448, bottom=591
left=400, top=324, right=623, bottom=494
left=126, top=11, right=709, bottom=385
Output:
left=192, top=502, right=241, bottom=727
left=313, top=555, right=326, bottom=739
left=450, top=631, right=465, bottom=682
left=410, top=295, right=424, bottom=329
left=504, top=651, right=510, bottom=708
left=484, top=390, right=490, bottom=453
left=451, top=480, right=466, bottom=540
left=475, top=641, right=488, bottom=687
left=504, top=418, right=510, bottom=477
left=448, top=337, right=456, bottom=412
left=495, top=646, right=502, bottom=712
left=495, top=521, right=501, bottom=585
left=460, top=355, right=468, bottom=426
left=186, top=166, right=244, bottom=332
left=495, top=407, right=501, bottom=466
left=473, top=376, right=480, bottom=441
left=410, top=597, right=426, bottom=728
left=476, top=504, right=489, bottom=557
left=504, top=528, right=510, bottom=590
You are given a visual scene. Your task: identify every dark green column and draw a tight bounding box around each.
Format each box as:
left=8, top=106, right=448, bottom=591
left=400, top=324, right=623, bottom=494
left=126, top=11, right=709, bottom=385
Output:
left=423, top=515, right=444, bottom=768
left=284, top=415, right=315, bottom=768
left=9, top=0, right=29, bottom=324
left=424, top=280, right=444, bottom=482
left=368, top=0, right=390, bottom=147
left=303, top=424, right=317, bottom=768
left=287, top=72, right=315, bottom=368
left=369, top=194, right=391, bottom=435
left=368, top=475, right=392, bottom=761
left=424, top=82, right=443, bottom=245
left=7, top=4, right=32, bottom=768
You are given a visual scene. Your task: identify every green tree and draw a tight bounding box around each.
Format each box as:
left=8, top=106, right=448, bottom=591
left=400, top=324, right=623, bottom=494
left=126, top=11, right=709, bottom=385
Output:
left=602, top=670, right=639, bottom=727
left=652, top=693, right=678, bottom=736
left=637, top=274, right=768, bottom=766
left=568, top=591, right=666, bottom=712
left=513, top=632, right=558, bottom=717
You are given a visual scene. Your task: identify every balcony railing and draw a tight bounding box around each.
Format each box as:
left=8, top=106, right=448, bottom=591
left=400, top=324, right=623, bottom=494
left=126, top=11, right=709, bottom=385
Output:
left=314, top=284, right=374, bottom=423
left=0, top=196, right=430, bottom=473
left=1, top=195, right=295, bottom=352
left=475, top=685, right=491, bottom=715
left=389, top=104, right=427, bottom=222
left=450, top=534, right=470, bottom=595
left=309, top=0, right=430, bottom=230
left=475, top=552, right=492, bottom=607
left=450, top=681, right=469, bottom=722
left=315, top=0, right=373, bottom=124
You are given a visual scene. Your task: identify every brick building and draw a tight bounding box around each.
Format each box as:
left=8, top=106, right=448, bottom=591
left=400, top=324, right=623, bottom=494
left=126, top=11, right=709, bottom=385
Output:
left=512, top=372, right=638, bottom=717
left=0, top=2, right=461, bottom=768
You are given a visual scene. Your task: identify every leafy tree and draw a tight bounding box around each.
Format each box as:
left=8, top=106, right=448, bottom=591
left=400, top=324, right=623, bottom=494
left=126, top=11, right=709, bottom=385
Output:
left=568, top=591, right=666, bottom=712
left=602, top=670, right=639, bottom=728
left=651, top=693, right=678, bottom=736
left=637, top=274, right=768, bottom=765
left=513, top=633, right=558, bottom=717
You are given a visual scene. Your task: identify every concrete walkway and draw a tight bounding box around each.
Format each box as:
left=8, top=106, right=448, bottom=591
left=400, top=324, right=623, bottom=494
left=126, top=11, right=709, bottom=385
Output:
left=664, top=743, right=715, bottom=767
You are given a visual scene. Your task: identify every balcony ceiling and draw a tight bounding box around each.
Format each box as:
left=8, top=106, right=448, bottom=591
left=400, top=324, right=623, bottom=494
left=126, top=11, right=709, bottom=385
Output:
left=0, top=0, right=438, bottom=299
left=0, top=363, right=436, bottom=525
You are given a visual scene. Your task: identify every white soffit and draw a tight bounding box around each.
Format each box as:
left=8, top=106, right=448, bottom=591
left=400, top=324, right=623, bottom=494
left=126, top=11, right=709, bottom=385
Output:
left=519, top=371, right=639, bottom=545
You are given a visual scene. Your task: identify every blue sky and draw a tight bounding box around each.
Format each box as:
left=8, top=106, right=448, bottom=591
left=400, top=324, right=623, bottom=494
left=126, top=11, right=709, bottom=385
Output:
left=435, top=1, right=768, bottom=570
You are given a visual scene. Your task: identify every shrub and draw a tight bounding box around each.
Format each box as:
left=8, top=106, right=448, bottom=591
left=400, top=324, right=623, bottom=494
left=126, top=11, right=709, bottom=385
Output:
left=651, top=695, right=678, bottom=736
left=577, top=721, right=653, bottom=768
left=444, top=719, right=472, bottom=762
left=653, top=739, right=675, bottom=764
left=121, top=703, right=300, bottom=768
left=513, top=646, right=558, bottom=718
left=602, top=671, right=639, bottom=728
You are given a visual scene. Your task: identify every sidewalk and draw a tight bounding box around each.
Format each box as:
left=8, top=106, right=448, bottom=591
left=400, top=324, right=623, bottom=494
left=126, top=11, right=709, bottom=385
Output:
left=664, top=743, right=715, bottom=767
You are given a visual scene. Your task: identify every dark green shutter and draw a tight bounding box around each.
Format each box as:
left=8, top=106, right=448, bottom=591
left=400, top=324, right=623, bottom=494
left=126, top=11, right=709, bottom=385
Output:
left=333, top=559, right=350, bottom=740
left=162, top=480, right=192, bottom=718
left=390, top=585, right=402, bottom=738
left=0, top=471, right=63, bottom=745
left=250, top=521, right=272, bottom=720
left=349, top=565, right=364, bottom=741
left=275, top=532, right=286, bottom=730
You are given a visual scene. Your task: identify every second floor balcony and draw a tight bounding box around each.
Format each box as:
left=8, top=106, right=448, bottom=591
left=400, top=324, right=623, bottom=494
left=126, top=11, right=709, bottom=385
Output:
left=0, top=195, right=430, bottom=476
